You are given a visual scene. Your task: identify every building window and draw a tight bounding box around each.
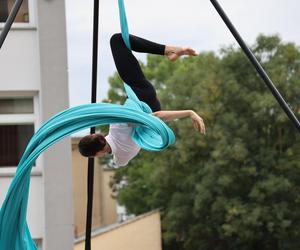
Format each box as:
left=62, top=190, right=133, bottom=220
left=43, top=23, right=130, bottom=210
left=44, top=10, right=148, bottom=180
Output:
left=0, top=0, right=29, bottom=23
left=0, top=97, right=35, bottom=168
left=0, top=98, right=33, bottom=114
left=0, top=124, right=34, bottom=166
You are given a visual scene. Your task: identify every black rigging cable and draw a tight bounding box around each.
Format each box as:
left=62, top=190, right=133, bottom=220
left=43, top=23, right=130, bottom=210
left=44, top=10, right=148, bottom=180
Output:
left=85, top=0, right=100, bottom=249
left=0, top=0, right=24, bottom=49
left=210, top=0, right=300, bottom=132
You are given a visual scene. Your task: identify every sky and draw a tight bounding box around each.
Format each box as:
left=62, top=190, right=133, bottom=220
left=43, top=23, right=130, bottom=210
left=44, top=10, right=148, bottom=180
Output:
left=65, top=0, right=300, bottom=107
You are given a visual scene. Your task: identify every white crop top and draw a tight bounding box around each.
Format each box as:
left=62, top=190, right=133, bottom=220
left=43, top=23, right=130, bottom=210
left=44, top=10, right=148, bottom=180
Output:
left=105, top=123, right=141, bottom=167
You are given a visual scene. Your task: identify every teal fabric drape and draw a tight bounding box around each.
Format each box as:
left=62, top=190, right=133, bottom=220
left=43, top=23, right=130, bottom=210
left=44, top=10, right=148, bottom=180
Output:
left=0, top=1, right=175, bottom=249
left=118, top=0, right=131, bottom=50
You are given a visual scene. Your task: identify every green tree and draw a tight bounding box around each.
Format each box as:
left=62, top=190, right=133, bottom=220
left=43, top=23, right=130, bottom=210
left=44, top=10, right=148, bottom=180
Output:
left=109, top=35, right=300, bottom=250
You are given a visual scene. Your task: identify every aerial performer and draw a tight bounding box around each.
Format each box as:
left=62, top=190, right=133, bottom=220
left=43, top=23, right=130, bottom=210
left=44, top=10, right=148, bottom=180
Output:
left=79, top=33, right=206, bottom=166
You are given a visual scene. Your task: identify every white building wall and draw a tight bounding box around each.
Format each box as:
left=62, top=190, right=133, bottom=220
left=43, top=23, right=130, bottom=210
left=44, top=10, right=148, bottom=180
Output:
left=0, top=0, right=73, bottom=249
left=0, top=30, right=40, bottom=91
left=0, top=0, right=44, bottom=244
left=36, top=0, right=74, bottom=249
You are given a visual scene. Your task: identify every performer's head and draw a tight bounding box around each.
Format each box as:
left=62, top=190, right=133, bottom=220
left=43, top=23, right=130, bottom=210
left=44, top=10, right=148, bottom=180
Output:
left=78, top=134, right=107, bottom=157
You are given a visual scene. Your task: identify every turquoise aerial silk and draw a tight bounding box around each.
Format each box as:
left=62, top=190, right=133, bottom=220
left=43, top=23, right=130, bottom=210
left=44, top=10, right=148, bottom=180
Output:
left=118, top=0, right=131, bottom=50
left=0, top=0, right=175, bottom=249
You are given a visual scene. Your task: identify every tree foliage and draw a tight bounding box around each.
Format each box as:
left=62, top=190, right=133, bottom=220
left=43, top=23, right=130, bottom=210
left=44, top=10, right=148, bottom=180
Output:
left=108, top=35, right=300, bottom=250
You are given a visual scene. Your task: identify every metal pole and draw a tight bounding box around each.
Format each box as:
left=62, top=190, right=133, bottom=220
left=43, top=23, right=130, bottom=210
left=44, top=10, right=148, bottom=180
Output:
left=85, top=0, right=99, bottom=249
left=210, top=0, right=300, bottom=132
left=0, top=0, right=24, bottom=49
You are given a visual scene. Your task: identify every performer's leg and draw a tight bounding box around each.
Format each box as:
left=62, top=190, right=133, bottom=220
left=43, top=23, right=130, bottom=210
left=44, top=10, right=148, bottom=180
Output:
left=128, top=33, right=198, bottom=61
left=127, top=34, right=166, bottom=55
left=110, top=33, right=162, bottom=111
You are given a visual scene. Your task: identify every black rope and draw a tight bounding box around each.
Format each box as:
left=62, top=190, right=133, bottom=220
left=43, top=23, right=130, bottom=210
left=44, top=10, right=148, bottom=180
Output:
left=0, top=0, right=24, bottom=49
left=85, top=0, right=99, bottom=249
left=210, top=0, right=300, bottom=132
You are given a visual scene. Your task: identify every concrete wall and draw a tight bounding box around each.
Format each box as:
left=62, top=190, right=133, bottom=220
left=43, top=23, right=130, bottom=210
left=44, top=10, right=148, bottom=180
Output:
left=36, top=0, right=73, bottom=249
left=74, top=211, right=162, bottom=250
left=101, top=169, right=118, bottom=226
left=0, top=30, right=40, bottom=91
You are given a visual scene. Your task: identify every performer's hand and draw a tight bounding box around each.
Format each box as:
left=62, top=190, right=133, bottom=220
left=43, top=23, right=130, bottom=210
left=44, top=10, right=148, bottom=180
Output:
left=190, top=111, right=206, bottom=134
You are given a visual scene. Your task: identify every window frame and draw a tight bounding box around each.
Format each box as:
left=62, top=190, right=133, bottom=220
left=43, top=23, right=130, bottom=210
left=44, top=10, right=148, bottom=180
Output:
left=0, top=92, right=41, bottom=176
left=0, top=0, right=36, bottom=30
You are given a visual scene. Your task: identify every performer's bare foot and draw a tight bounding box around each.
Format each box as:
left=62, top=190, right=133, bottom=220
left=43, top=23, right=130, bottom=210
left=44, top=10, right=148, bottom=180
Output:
left=165, top=46, right=198, bottom=61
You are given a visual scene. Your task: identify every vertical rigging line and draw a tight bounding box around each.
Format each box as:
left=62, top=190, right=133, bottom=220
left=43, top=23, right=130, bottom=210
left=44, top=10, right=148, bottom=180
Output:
left=85, top=0, right=100, bottom=249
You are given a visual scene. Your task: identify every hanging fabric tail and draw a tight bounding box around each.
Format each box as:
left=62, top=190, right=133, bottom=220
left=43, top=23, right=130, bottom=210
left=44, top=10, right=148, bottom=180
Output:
left=118, top=0, right=131, bottom=50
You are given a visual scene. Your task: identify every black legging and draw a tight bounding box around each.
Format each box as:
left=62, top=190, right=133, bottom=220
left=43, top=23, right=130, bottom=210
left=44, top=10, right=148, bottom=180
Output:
left=110, top=33, right=166, bottom=112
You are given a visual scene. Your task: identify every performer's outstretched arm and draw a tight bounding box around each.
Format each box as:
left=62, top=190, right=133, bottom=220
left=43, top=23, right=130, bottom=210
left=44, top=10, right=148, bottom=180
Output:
left=153, top=110, right=206, bottom=134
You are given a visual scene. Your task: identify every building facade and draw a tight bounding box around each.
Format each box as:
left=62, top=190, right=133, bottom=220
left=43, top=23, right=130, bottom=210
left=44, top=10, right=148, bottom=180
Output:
left=0, top=0, right=73, bottom=249
left=74, top=210, right=163, bottom=250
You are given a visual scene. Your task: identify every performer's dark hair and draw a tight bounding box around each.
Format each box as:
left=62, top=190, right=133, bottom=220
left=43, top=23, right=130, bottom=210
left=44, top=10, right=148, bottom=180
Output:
left=78, top=134, right=106, bottom=157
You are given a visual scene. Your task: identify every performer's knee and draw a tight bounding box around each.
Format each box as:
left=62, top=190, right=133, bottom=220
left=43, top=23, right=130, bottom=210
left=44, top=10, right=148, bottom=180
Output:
left=110, top=33, right=123, bottom=47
